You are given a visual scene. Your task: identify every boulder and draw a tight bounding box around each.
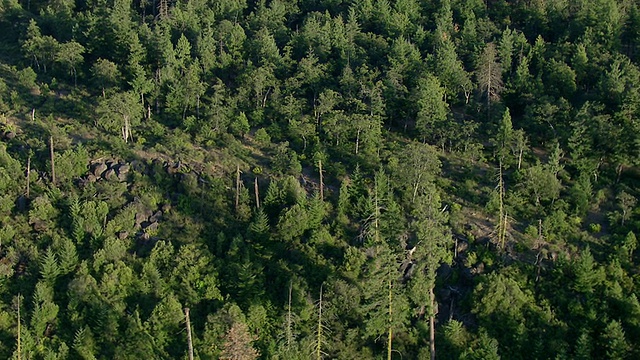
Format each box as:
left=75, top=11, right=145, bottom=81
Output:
left=92, top=163, right=108, bottom=177
left=161, top=203, right=172, bottom=213
left=149, top=210, right=163, bottom=223
left=117, top=231, right=129, bottom=240
left=32, top=219, right=47, bottom=232
left=135, top=212, right=148, bottom=228
left=455, top=238, right=469, bottom=255
left=4, top=131, right=16, bottom=140
left=143, top=221, right=159, bottom=233
left=116, top=164, right=130, bottom=176
left=102, top=168, right=116, bottom=180
left=130, top=160, right=145, bottom=173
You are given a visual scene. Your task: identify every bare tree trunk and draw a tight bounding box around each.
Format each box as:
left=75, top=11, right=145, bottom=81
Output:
left=235, top=165, right=241, bottom=212
left=286, top=282, right=293, bottom=350
left=17, top=294, right=21, bottom=360
left=412, top=173, right=423, bottom=203
left=49, top=136, right=55, bottom=185
left=429, top=287, right=436, bottom=360
left=318, top=160, right=324, bottom=200
left=184, top=308, right=194, bottom=360
left=498, top=161, right=505, bottom=249
left=26, top=155, right=30, bottom=198
left=254, top=177, right=260, bottom=209
left=31, top=108, right=35, bottom=121
left=316, top=285, right=323, bottom=360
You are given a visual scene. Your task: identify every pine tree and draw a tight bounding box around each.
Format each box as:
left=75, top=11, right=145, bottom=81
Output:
left=476, top=42, right=504, bottom=118
left=40, top=248, right=61, bottom=283
left=220, top=321, right=260, bottom=360
left=410, top=190, right=451, bottom=360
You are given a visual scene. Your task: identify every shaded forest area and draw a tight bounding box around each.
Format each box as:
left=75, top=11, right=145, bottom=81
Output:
left=0, top=0, right=640, bottom=358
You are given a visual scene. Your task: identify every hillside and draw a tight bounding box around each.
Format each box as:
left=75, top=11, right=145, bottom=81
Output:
left=0, top=0, right=640, bottom=359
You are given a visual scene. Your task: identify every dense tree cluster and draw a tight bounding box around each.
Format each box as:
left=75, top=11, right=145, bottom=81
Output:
left=0, top=0, right=639, bottom=358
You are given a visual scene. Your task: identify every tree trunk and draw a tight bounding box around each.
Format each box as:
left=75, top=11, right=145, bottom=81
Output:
left=49, top=136, right=55, bottom=185
left=17, top=294, right=21, bottom=360
left=286, top=282, right=293, bottom=350
left=235, top=165, right=241, bottom=212
left=412, top=173, right=423, bottom=203
left=517, top=148, right=523, bottom=170
left=184, top=308, right=194, bottom=360
left=319, top=160, right=324, bottom=200
left=429, top=286, right=436, bottom=360
left=497, top=161, right=507, bottom=249
left=26, top=155, right=30, bottom=198
left=316, top=285, right=323, bottom=360
left=254, top=177, right=260, bottom=209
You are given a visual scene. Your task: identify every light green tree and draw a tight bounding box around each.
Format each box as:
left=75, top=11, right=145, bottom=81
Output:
left=96, top=91, right=143, bottom=143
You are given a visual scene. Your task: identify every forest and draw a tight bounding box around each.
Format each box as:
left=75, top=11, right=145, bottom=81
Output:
left=0, top=0, right=640, bottom=358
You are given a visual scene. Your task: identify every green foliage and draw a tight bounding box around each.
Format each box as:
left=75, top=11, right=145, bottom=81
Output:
left=572, top=247, right=605, bottom=294
left=271, top=142, right=302, bottom=176
left=602, top=320, right=629, bottom=360
left=415, top=74, right=449, bottom=145
left=254, top=128, right=271, bottom=145
left=1, top=1, right=640, bottom=359
left=40, top=248, right=61, bottom=283
left=55, top=145, right=89, bottom=184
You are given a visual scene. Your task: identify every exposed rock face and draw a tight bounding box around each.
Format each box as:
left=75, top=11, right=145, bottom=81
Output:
left=149, top=210, right=163, bottom=223
left=161, top=203, right=171, bottom=213
left=116, top=164, right=130, bottom=176
left=144, top=221, right=159, bottom=233
left=135, top=211, right=150, bottom=228
left=102, top=168, right=116, bottom=180
left=130, top=160, right=145, bottom=173
left=166, top=161, right=182, bottom=175
left=92, top=163, right=108, bottom=177
left=32, top=219, right=47, bottom=232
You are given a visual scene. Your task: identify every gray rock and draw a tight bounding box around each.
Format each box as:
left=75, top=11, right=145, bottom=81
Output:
left=102, top=168, right=116, bottom=180
left=149, top=210, right=163, bottom=223
left=116, top=164, right=130, bottom=175
left=4, top=131, right=15, bottom=140
left=161, top=203, right=172, bottom=213
left=118, top=231, right=129, bottom=240
left=456, top=239, right=469, bottom=255
left=92, top=163, right=108, bottom=177
left=32, top=219, right=47, bottom=232
left=135, top=212, right=148, bottom=228
left=86, top=174, right=97, bottom=183
left=473, top=262, right=485, bottom=275
left=144, top=221, right=159, bottom=233
left=130, top=160, right=145, bottom=173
